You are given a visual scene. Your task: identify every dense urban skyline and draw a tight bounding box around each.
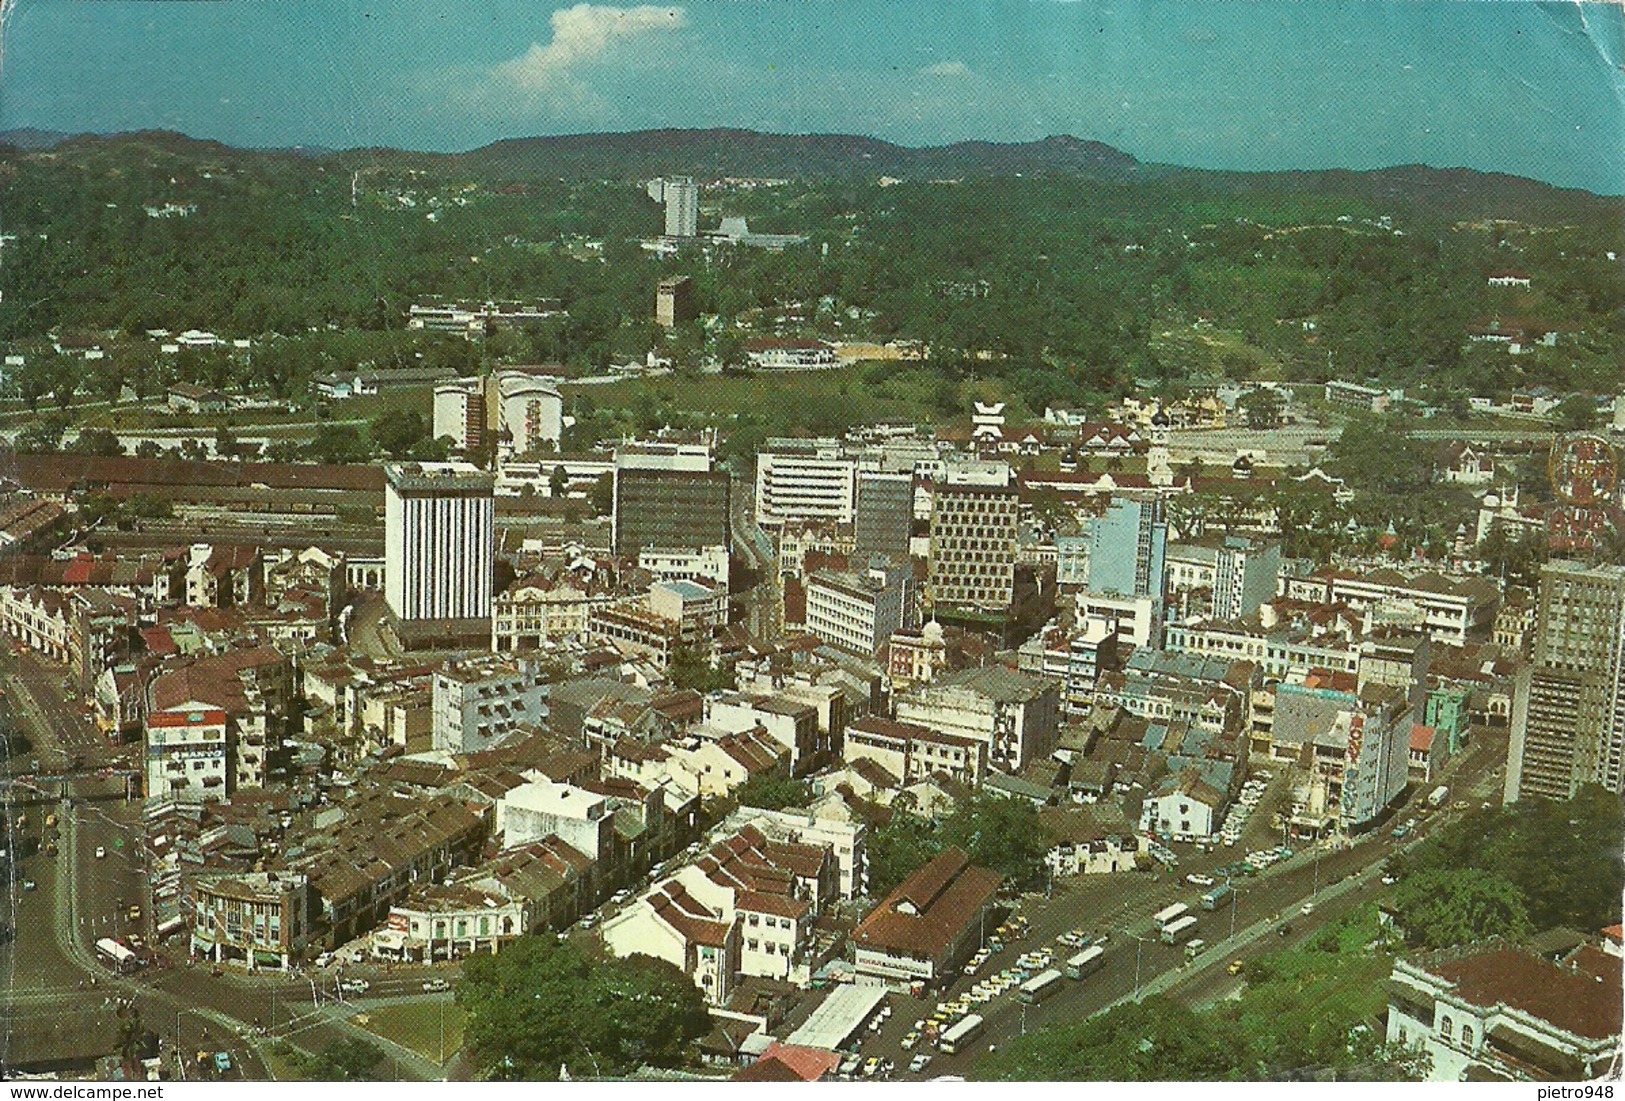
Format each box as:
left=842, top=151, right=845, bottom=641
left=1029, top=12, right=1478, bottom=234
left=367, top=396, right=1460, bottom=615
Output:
left=3, top=0, right=1624, bottom=193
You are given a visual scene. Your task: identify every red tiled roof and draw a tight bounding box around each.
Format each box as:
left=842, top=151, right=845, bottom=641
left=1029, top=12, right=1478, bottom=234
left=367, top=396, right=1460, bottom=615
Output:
left=748, top=1043, right=840, bottom=1082
left=737, top=889, right=809, bottom=921
left=140, top=627, right=179, bottom=657
left=650, top=881, right=732, bottom=948
left=1410, top=724, right=1436, bottom=753
left=147, top=708, right=227, bottom=728
left=150, top=644, right=286, bottom=713
left=733, top=1056, right=803, bottom=1082
left=1429, top=947, right=1623, bottom=1041
left=852, top=847, right=1001, bottom=959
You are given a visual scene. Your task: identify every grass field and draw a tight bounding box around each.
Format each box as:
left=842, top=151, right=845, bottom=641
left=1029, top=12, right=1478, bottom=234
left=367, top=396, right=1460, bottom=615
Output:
left=355, top=1000, right=467, bottom=1066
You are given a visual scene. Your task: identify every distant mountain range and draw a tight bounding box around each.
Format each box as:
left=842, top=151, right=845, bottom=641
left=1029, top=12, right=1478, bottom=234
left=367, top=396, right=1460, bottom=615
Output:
left=4, top=126, right=1616, bottom=217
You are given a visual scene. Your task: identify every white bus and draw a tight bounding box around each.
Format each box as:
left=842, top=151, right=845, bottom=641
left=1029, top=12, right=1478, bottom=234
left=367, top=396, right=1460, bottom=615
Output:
left=1064, top=945, right=1106, bottom=980
left=1152, top=902, right=1190, bottom=930
left=1018, top=968, right=1064, bottom=1004
left=1160, top=915, right=1200, bottom=945
left=95, top=937, right=139, bottom=973
left=938, top=1014, right=985, bottom=1055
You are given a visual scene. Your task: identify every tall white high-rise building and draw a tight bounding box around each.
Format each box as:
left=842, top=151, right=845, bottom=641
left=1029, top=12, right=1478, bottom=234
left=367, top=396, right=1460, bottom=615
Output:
left=432, top=377, right=484, bottom=452
left=385, top=462, right=495, bottom=642
left=647, top=176, right=699, bottom=238
left=1506, top=560, right=1625, bottom=802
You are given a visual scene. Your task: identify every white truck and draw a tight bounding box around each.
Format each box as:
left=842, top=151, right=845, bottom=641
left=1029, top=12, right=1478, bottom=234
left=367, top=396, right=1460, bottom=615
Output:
left=1428, top=785, right=1449, bottom=808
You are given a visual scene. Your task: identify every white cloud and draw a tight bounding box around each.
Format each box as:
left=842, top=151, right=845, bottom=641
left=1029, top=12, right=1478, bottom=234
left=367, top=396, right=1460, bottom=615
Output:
left=491, top=4, right=687, bottom=94
left=920, top=60, right=970, bottom=78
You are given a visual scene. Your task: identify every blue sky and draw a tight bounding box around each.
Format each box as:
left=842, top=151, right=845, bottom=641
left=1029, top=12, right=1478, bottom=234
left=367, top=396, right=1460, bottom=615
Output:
left=3, top=0, right=1622, bottom=193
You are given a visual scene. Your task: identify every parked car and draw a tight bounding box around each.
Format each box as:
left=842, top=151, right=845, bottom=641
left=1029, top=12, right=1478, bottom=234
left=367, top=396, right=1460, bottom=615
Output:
left=909, top=1054, right=933, bottom=1074
left=422, top=978, right=451, bottom=993
left=1185, top=873, right=1216, bottom=888
left=95, top=846, right=106, bottom=859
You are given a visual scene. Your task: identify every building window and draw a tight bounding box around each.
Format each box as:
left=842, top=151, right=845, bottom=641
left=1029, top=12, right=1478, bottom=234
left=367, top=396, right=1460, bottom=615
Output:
left=1459, top=1025, right=1473, bottom=1048
left=1439, top=1015, right=1452, bottom=1040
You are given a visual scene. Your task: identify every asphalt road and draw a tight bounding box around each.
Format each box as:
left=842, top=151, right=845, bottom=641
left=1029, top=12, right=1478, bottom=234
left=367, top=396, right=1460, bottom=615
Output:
left=851, top=726, right=1508, bottom=1081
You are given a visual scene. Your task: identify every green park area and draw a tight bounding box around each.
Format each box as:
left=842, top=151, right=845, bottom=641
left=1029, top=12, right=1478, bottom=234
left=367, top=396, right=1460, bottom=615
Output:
left=356, top=1001, right=467, bottom=1067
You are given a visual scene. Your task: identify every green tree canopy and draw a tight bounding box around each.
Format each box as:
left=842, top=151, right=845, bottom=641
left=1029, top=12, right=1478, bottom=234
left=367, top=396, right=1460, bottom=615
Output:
left=292, top=1038, right=387, bottom=1081
left=369, top=408, right=433, bottom=459
left=1325, top=414, right=1435, bottom=497
left=666, top=645, right=734, bottom=694
left=1389, top=868, right=1531, bottom=949
left=305, top=423, right=372, bottom=464
left=733, top=774, right=812, bottom=813
left=1238, top=386, right=1285, bottom=428
left=1389, top=787, right=1624, bottom=935
left=1553, top=394, right=1598, bottom=432
left=66, top=427, right=124, bottom=456
left=458, top=936, right=709, bottom=1080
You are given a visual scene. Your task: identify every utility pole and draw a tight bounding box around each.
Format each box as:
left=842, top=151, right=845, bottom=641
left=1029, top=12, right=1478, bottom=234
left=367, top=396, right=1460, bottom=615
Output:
left=1133, top=936, right=1145, bottom=999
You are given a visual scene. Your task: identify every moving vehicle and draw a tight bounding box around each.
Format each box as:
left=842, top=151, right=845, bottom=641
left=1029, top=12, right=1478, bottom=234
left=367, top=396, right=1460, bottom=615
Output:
left=1152, top=902, right=1191, bottom=930
left=1160, top=915, right=1200, bottom=945
left=909, top=1054, right=933, bottom=1074
left=422, top=977, right=451, bottom=993
left=95, top=846, right=106, bottom=859
left=338, top=978, right=371, bottom=995
left=95, top=937, right=140, bottom=973
left=213, top=1052, right=232, bottom=1075
left=938, top=1014, right=985, bottom=1055
left=1227, top=959, right=1245, bottom=975
left=1200, top=883, right=1233, bottom=911
left=1428, top=785, right=1449, bottom=808
left=21, top=879, right=35, bottom=892
left=1064, top=944, right=1106, bottom=980
left=1184, top=938, right=1207, bottom=962
left=1300, top=901, right=1315, bottom=915
left=1017, top=968, right=1063, bottom=1005
left=1185, top=873, right=1215, bottom=888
